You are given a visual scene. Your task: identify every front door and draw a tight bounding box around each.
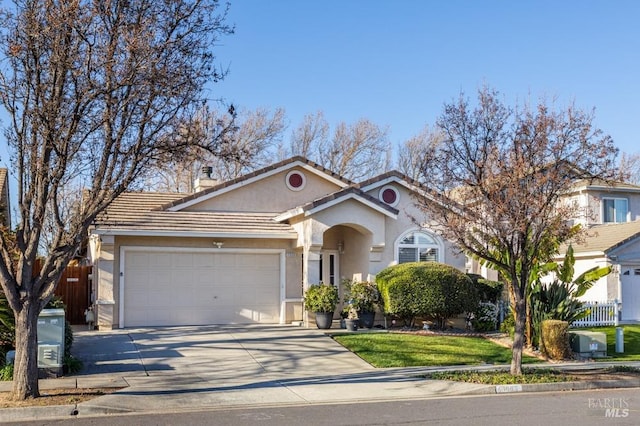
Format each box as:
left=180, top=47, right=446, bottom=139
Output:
left=319, top=250, right=339, bottom=286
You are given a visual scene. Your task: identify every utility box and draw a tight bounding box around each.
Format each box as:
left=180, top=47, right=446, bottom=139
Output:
left=37, top=309, right=65, bottom=376
left=568, top=330, right=607, bottom=358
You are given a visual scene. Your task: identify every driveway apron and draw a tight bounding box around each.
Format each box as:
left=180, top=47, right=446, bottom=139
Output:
left=75, top=325, right=400, bottom=414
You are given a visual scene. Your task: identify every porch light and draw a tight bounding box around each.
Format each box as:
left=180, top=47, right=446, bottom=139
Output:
left=338, top=241, right=344, bottom=254
left=213, top=241, right=223, bottom=248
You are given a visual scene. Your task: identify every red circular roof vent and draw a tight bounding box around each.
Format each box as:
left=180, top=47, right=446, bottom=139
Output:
left=286, top=171, right=306, bottom=191
left=379, top=185, right=399, bottom=206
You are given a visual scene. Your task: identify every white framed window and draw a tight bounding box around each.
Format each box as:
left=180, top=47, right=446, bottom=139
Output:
left=603, top=198, right=628, bottom=223
left=396, top=230, right=442, bottom=264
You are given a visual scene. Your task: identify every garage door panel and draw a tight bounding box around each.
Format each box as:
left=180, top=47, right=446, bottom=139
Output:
left=123, top=250, right=281, bottom=327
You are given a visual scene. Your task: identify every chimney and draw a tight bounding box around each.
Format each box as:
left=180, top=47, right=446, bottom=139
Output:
left=194, top=166, right=218, bottom=192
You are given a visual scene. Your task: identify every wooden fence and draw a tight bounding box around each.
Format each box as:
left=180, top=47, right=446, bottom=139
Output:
left=33, top=260, right=92, bottom=325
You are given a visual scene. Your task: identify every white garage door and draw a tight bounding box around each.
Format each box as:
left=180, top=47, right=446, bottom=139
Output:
left=122, top=249, right=281, bottom=327
left=621, top=268, right=640, bottom=321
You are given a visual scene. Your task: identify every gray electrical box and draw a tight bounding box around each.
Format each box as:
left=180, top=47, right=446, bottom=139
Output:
left=569, top=330, right=607, bottom=358
left=37, top=308, right=65, bottom=376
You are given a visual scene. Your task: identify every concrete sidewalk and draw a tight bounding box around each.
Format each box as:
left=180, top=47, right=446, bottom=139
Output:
left=2, top=326, right=640, bottom=423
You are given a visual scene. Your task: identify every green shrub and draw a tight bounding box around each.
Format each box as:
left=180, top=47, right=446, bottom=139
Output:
left=304, top=284, right=339, bottom=313
left=467, top=274, right=503, bottom=303
left=64, top=355, right=83, bottom=375
left=377, top=262, right=479, bottom=329
left=541, top=319, right=570, bottom=360
left=0, top=291, right=15, bottom=351
left=0, top=363, right=13, bottom=381
left=342, top=280, right=380, bottom=313
left=500, top=308, right=515, bottom=337
left=472, top=302, right=498, bottom=332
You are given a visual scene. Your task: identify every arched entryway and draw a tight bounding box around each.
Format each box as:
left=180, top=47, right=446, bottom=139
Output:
left=319, top=224, right=373, bottom=314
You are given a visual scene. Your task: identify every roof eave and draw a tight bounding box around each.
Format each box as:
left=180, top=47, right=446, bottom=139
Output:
left=306, top=193, right=398, bottom=219
left=90, top=229, right=298, bottom=239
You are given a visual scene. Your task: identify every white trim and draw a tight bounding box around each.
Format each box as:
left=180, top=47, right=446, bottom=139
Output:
left=306, top=193, right=398, bottom=219
left=573, top=184, right=640, bottom=193
left=119, top=246, right=286, bottom=328
left=393, top=228, right=444, bottom=264
left=94, top=229, right=297, bottom=239
left=602, top=197, right=630, bottom=223
left=360, top=176, right=405, bottom=192
left=167, top=161, right=348, bottom=211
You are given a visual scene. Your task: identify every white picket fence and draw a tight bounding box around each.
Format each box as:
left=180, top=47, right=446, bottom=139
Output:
left=571, top=300, right=619, bottom=327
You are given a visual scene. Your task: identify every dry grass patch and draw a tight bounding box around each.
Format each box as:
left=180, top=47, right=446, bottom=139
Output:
left=0, top=387, right=121, bottom=408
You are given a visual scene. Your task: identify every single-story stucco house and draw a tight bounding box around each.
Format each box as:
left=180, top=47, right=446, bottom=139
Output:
left=88, top=156, right=465, bottom=329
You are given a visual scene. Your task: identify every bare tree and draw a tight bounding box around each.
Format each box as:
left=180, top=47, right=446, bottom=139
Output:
left=321, top=119, right=391, bottom=181
left=289, top=111, right=329, bottom=158
left=288, top=113, right=391, bottom=181
left=142, top=106, right=286, bottom=191
left=397, top=125, right=444, bottom=182
left=414, top=87, right=618, bottom=375
left=618, top=151, right=640, bottom=185
left=0, top=0, right=233, bottom=399
left=208, top=107, right=286, bottom=180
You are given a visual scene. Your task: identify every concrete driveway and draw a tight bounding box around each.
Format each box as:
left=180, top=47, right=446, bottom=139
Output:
left=69, top=325, right=492, bottom=415
left=74, top=324, right=374, bottom=381
left=38, top=325, right=496, bottom=417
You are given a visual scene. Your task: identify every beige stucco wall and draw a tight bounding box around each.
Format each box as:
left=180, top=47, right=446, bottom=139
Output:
left=363, top=182, right=466, bottom=274
left=309, top=198, right=386, bottom=247
left=184, top=167, right=343, bottom=213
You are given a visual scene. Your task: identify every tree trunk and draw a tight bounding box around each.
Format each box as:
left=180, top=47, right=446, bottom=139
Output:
left=12, top=300, right=41, bottom=400
left=510, top=296, right=526, bottom=375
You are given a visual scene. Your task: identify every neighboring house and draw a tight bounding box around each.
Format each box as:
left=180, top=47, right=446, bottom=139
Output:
left=559, top=180, right=640, bottom=323
left=0, top=168, right=10, bottom=229
left=88, top=157, right=464, bottom=329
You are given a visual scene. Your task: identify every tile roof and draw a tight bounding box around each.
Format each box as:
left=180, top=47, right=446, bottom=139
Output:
left=92, top=192, right=297, bottom=238
left=568, top=220, right=640, bottom=254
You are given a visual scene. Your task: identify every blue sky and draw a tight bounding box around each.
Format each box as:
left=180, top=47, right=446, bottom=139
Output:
left=1, top=1, right=638, bottom=176
left=212, top=0, right=640, bottom=155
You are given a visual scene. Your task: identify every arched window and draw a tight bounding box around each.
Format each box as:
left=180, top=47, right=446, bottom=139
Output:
left=397, top=230, right=441, bottom=263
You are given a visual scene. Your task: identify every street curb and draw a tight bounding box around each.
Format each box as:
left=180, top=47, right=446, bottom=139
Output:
left=3, top=378, right=638, bottom=423
left=0, top=404, right=79, bottom=423
left=490, top=378, right=640, bottom=395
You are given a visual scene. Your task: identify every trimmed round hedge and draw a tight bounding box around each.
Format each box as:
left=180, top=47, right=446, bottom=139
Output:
left=376, top=262, right=478, bottom=329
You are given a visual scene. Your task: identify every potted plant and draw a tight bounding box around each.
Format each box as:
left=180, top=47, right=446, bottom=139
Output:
left=304, top=283, right=339, bottom=329
left=343, top=280, right=380, bottom=329
left=342, top=305, right=359, bottom=332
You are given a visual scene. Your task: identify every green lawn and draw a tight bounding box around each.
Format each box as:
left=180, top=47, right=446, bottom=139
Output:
left=578, top=325, right=640, bottom=361
left=333, top=332, right=540, bottom=368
